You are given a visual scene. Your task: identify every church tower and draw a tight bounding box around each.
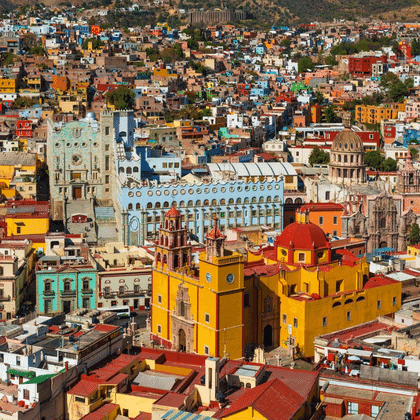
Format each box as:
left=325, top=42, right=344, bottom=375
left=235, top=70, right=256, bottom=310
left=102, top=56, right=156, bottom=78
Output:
left=155, top=206, right=192, bottom=271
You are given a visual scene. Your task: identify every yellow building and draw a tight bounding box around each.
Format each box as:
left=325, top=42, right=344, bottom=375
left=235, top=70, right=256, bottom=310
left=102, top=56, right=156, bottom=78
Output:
left=152, top=209, right=402, bottom=359
left=355, top=103, right=405, bottom=125
left=151, top=207, right=245, bottom=360
left=0, top=78, right=17, bottom=94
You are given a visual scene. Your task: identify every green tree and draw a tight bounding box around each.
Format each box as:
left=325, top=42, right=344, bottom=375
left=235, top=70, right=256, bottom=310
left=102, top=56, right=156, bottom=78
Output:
left=365, top=150, right=383, bottom=169
left=382, top=157, right=397, bottom=172
left=412, top=39, right=420, bottom=57
left=410, top=147, right=419, bottom=158
left=106, top=86, right=135, bottom=110
left=410, top=223, right=420, bottom=245
left=297, top=56, right=314, bottom=73
left=82, top=38, right=104, bottom=50
left=308, top=146, right=330, bottom=165
left=324, top=105, right=339, bottom=123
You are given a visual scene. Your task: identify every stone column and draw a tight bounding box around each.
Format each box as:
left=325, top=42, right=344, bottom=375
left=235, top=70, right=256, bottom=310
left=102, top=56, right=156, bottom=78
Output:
left=264, top=204, right=268, bottom=226
left=200, top=208, right=205, bottom=243
left=241, top=205, right=246, bottom=227
left=271, top=204, right=276, bottom=228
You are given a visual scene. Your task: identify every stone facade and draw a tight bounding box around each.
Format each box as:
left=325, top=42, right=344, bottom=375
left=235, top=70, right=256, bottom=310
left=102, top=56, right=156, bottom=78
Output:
left=47, top=111, right=114, bottom=220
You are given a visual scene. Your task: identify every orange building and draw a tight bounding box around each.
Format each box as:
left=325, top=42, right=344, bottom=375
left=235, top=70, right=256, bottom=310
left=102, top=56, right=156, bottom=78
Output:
left=52, top=75, right=70, bottom=92
left=296, top=203, right=344, bottom=238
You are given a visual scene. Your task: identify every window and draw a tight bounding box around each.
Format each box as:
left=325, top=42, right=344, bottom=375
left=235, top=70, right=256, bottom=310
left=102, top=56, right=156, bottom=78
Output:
left=105, top=126, right=110, bottom=136
left=319, top=216, right=324, bottom=225
left=23, top=389, right=29, bottom=400
left=283, top=314, right=287, bottom=324
left=333, top=216, right=338, bottom=225
left=134, top=285, right=139, bottom=293
left=44, top=282, right=51, bottom=292
left=298, top=253, right=305, bottom=262
left=119, top=286, right=125, bottom=295
left=204, top=345, right=209, bottom=355
left=347, top=311, right=351, bottom=321
left=336, top=280, right=343, bottom=293
left=158, top=294, right=162, bottom=304
left=205, top=313, right=210, bottom=323
left=75, top=396, right=85, bottom=403
left=16, top=356, right=20, bottom=366
left=333, top=230, right=338, bottom=236
left=64, top=281, right=71, bottom=291
left=244, top=292, right=250, bottom=307
left=304, top=282, right=309, bottom=293
left=377, top=300, right=381, bottom=309
left=157, top=324, right=162, bottom=334
left=105, top=156, right=110, bottom=171
left=325, top=191, right=330, bottom=200
left=371, top=406, right=380, bottom=417
left=83, top=279, right=89, bottom=290
left=393, top=296, right=397, bottom=306
left=105, top=175, right=110, bottom=184
left=82, top=298, right=90, bottom=308
left=17, top=227, right=21, bottom=234
left=348, top=402, right=359, bottom=415
left=293, top=318, right=298, bottom=328
left=323, top=316, right=327, bottom=327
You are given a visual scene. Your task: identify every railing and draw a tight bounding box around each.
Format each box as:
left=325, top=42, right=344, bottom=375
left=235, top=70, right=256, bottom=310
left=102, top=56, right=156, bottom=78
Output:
left=0, top=295, right=10, bottom=302
left=43, top=290, right=55, bottom=297
left=60, top=290, right=76, bottom=297
left=81, top=288, right=94, bottom=295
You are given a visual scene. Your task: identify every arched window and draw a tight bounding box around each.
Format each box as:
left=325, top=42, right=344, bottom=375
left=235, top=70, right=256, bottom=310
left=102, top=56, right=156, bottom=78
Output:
left=119, top=167, right=124, bottom=173
left=251, top=197, right=257, bottom=203
left=274, top=196, right=280, bottom=202
left=267, top=196, right=272, bottom=202
left=285, top=198, right=293, bottom=204
left=244, top=198, right=250, bottom=203
left=163, top=201, right=169, bottom=208
left=133, top=167, right=139, bottom=173
left=236, top=198, right=242, bottom=204
left=211, top=199, right=217, bottom=205
left=228, top=198, right=234, bottom=205
left=332, top=301, right=342, bottom=308
left=350, top=155, right=354, bottom=163
left=356, top=296, right=365, bottom=302
left=195, top=200, right=201, bottom=206
left=295, top=198, right=303, bottom=204
left=155, top=202, right=161, bottom=208
left=136, top=203, right=141, bottom=210
left=147, top=203, right=153, bottom=209
left=344, top=155, right=347, bottom=163
left=128, top=203, right=133, bottom=210
left=220, top=199, right=226, bottom=205
left=126, top=167, right=132, bottom=175
left=179, top=201, right=185, bottom=207
left=344, top=299, right=353, bottom=305
left=338, top=155, right=342, bottom=162
left=203, top=199, right=209, bottom=205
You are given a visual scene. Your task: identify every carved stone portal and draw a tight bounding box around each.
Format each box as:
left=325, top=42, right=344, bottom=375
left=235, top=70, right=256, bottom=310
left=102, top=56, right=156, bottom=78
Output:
left=171, top=284, right=194, bottom=352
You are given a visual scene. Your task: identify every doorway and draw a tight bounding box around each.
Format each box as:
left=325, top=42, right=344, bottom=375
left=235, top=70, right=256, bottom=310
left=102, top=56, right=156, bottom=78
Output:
left=264, top=324, right=273, bottom=348
left=380, top=241, right=387, bottom=248
left=62, top=301, right=71, bottom=313
left=73, top=186, right=82, bottom=199
left=179, top=329, right=186, bottom=352
left=134, top=299, right=139, bottom=310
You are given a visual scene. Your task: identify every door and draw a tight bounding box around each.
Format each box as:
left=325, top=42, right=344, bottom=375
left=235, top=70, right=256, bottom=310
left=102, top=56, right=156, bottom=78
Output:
left=73, top=186, right=82, bottom=199
left=145, top=298, right=150, bottom=309
left=63, top=300, right=71, bottom=314
left=264, top=324, right=273, bottom=348
left=134, top=299, right=139, bottom=310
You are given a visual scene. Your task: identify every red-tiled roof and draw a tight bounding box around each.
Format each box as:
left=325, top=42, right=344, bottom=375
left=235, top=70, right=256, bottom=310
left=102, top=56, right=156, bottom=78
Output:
left=165, top=206, right=181, bottom=217
left=363, top=275, right=399, bottom=290
left=68, top=379, right=99, bottom=397
left=93, top=324, right=119, bottom=332
left=298, top=202, right=344, bottom=212
left=217, top=379, right=306, bottom=420
left=80, top=403, right=118, bottom=420
left=153, top=392, right=186, bottom=408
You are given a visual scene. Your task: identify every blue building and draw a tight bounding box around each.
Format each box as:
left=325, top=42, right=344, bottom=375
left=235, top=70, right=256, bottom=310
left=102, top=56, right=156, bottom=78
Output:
left=103, top=111, right=288, bottom=246
left=36, top=253, right=97, bottom=315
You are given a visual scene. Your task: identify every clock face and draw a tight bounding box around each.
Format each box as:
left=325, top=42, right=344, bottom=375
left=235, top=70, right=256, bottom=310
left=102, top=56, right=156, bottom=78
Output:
left=226, top=273, right=235, bottom=284
left=205, top=272, right=212, bottom=283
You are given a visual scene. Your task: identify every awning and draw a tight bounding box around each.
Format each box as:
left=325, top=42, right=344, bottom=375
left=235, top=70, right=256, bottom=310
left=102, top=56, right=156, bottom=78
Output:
left=7, top=369, right=35, bottom=378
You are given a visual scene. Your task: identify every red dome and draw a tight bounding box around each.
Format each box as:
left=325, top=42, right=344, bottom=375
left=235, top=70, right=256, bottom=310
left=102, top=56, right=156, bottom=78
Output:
left=275, top=222, right=329, bottom=250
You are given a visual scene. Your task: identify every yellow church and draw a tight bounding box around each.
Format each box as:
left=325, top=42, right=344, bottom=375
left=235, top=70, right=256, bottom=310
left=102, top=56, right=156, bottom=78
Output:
left=151, top=207, right=402, bottom=359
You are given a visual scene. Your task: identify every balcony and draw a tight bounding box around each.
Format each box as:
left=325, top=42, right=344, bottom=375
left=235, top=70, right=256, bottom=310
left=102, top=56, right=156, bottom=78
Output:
left=60, top=290, right=76, bottom=297
left=0, top=295, right=10, bottom=302
left=81, top=288, right=94, bottom=295
left=43, top=290, right=55, bottom=297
